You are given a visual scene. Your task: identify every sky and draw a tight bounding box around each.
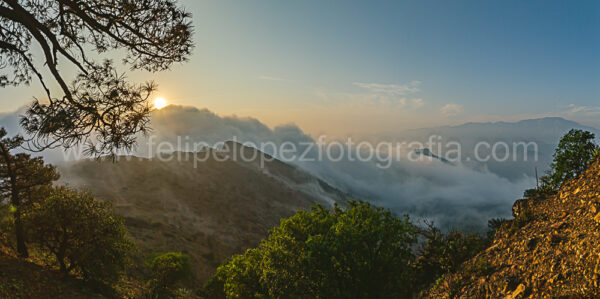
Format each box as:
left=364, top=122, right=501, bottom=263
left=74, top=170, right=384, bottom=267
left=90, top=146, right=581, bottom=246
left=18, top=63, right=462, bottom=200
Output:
left=1, top=0, right=599, bottom=137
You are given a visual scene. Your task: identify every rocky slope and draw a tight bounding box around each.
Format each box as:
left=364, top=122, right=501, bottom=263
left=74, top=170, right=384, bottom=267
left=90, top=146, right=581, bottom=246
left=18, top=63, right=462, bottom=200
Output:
left=58, top=142, right=349, bottom=282
left=427, top=157, right=600, bottom=298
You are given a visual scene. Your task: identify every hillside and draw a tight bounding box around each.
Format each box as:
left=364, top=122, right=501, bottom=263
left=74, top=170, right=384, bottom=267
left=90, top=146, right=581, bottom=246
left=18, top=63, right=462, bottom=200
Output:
left=58, top=142, right=349, bottom=282
left=0, top=241, right=112, bottom=298
left=427, top=157, right=600, bottom=298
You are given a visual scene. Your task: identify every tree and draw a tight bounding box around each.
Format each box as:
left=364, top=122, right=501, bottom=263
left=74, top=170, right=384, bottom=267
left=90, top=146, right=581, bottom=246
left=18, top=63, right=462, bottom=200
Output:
left=413, top=225, right=487, bottom=291
left=147, top=252, right=194, bottom=298
left=0, top=128, right=59, bottom=257
left=0, top=0, right=193, bottom=154
left=524, top=129, right=599, bottom=198
left=205, top=201, right=417, bottom=298
left=548, top=129, right=598, bottom=188
left=24, top=186, right=135, bottom=283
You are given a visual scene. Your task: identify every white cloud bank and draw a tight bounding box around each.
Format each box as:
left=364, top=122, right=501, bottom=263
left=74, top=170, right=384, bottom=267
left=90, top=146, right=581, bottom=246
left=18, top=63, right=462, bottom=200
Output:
left=0, top=105, right=541, bottom=231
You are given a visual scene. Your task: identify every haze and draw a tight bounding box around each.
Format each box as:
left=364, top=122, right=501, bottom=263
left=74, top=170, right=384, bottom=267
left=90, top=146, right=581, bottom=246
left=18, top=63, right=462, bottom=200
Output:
left=1, top=0, right=598, bottom=138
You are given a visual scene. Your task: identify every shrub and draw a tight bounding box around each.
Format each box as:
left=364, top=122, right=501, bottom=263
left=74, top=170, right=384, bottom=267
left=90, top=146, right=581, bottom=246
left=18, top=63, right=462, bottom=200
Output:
left=414, top=226, right=487, bottom=291
left=204, top=201, right=417, bottom=298
left=147, top=252, right=194, bottom=298
left=24, top=186, right=135, bottom=283
left=549, top=129, right=598, bottom=188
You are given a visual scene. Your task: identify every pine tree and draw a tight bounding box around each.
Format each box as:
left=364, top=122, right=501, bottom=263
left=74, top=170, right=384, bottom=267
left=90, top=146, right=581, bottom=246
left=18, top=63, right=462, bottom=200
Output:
left=0, top=128, right=59, bottom=257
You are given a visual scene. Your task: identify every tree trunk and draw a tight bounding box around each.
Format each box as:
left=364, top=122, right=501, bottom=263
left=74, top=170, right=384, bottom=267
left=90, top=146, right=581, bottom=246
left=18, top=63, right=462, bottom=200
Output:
left=59, top=258, right=67, bottom=274
left=14, top=206, right=28, bottom=258
left=0, top=143, right=28, bottom=258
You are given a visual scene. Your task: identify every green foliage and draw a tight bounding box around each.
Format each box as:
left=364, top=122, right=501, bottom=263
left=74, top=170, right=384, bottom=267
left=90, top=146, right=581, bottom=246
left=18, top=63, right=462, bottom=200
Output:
left=24, top=187, right=135, bottom=283
left=523, top=186, right=554, bottom=199
left=549, top=129, right=598, bottom=187
left=0, top=127, right=59, bottom=257
left=413, top=226, right=487, bottom=291
left=147, top=252, right=194, bottom=298
left=204, top=201, right=417, bottom=298
left=204, top=249, right=264, bottom=299
left=2, top=1, right=193, bottom=154
left=523, top=129, right=598, bottom=198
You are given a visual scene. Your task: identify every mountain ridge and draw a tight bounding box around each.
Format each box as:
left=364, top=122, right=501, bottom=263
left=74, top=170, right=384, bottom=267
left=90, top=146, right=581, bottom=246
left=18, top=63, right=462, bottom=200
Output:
left=57, top=144, right=350, bottom=282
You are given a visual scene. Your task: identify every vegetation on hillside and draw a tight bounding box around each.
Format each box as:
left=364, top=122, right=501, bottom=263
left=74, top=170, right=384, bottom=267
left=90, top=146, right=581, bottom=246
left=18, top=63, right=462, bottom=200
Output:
left=0, top=128, right=59, bottom=258
left=147, top=252, right=195, bottom=298
left=0, top=0, right=195, bottom=295
left=427, top=155, right=600, bottom=298
left=24, top=187, right=136, bottom=283
left=203, top=201, right=492, bottom=298
left=204, top=201, right=416, bottom=298
left=525, top=129, right=598, bottom=198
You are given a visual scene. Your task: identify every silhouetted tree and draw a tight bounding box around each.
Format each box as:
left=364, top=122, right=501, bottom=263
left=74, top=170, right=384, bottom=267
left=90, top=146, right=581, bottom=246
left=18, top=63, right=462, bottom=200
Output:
left=0, top=0, right=193, bottom=154
left=486, top=217, right=505, bottom=239
left=413, top=223, right=487, bottom=292
left=0, top=128, right=59, bottom=257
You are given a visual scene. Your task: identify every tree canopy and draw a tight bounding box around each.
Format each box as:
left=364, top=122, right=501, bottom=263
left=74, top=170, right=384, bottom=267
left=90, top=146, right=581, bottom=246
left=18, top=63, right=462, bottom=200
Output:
left=148, top=252, right=194, bottom=298
left=524, top=129, right=599, bottom=198
left=24, top=186, right=135, bottom=283
left=0, top=0, right=193, bottom=154
left=548, top=129, right=598, bottom=188
left=0, top=128, right=59, bottom=257
left=205, top=201, right=417, bottom=298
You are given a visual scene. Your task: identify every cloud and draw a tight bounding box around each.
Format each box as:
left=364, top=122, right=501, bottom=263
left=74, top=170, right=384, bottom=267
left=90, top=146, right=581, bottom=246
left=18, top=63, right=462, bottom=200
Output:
left=411, top=98, right=425, bottom=109
left=353, top=80, right=421, bottom=95
left=134, top=106, right=529, bottom=231
left=318, top=81, right=424, bottom=108
left=440, top=103, right=463, bottom=117
left=0, top=105, right=534, bottom=231
left=566, top=104, right=600, bottom=116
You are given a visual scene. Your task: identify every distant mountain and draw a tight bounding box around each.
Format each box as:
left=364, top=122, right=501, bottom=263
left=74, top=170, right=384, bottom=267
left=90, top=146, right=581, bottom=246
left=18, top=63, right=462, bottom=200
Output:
left=407, top=117, right=599, bottom=143
left=58, top=142, right=349, bottom=282
left=381, top=117, right=600, bottom=181
left=414, top=148, right=452, bottom=164
left=2, top=104, right=597, bottom=232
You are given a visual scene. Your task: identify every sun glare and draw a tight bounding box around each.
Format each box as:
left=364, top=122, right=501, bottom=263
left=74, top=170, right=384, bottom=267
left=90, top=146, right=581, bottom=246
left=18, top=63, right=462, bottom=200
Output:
left=153, top=97, right=167, bottom=109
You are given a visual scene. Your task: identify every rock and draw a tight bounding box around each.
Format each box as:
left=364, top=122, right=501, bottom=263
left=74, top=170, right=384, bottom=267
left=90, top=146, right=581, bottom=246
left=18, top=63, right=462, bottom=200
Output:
left=526, top=238, right=539, bottom=251
left=594, top=212, right=600, bottom=224
left=504, top=284, right=526, bottom=299
left=512, top=198, right=534, bottom=219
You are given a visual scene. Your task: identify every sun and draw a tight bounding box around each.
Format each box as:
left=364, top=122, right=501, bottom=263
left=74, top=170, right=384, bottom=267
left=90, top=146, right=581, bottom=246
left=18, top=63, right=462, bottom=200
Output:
left=153, top=97, right=167, bottom=109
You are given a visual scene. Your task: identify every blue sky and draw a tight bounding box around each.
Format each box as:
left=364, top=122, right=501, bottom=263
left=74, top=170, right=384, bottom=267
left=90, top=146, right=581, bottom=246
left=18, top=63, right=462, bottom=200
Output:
left=2, top=0, right=599, bottom=136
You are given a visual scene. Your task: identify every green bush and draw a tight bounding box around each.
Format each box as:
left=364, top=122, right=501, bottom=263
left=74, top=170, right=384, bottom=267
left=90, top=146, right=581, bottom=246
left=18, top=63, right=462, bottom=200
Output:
left=523, top=129, right=598, bottom=198
left=147, top=252, right=194, bottom=298
left=549, top=129, right=598, bottom=188
left=414, top=227, right=487, bottom=291
left=24, top=186, right=135, bottom=283
left=204, top=201, right=417, bottom=298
